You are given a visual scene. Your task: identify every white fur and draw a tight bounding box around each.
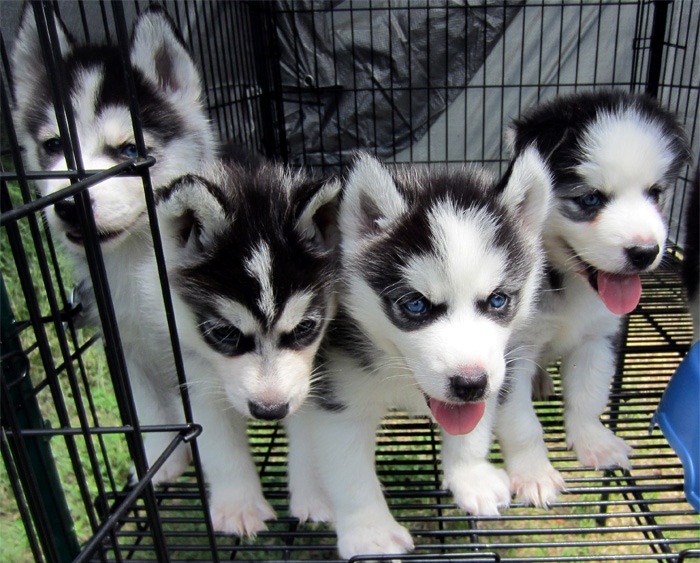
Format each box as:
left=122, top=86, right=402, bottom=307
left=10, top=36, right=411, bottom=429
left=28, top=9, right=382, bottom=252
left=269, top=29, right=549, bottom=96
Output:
left=286, top=152, right=551, bottom=559
left=245, top=242, right=277, bottom=324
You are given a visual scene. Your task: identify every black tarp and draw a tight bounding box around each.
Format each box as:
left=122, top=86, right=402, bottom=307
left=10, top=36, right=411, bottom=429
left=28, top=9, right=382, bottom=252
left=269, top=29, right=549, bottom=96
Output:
left=271, top=1, right=521, bottom=167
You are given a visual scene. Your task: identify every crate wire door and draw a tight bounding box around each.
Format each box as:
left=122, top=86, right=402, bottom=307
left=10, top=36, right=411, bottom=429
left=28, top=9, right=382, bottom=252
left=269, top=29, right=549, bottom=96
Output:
left=1, top=1, right=699, bottom=562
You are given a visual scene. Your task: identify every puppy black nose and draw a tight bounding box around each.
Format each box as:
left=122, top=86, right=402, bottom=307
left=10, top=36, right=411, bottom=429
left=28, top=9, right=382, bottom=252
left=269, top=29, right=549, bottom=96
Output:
left=448, top=371, right=488, bottom=402
left=248, top=401, right=290, bottom=421
left=625, top=244, right=659, bottom=270
left=54, top=199, right=79, bottom=226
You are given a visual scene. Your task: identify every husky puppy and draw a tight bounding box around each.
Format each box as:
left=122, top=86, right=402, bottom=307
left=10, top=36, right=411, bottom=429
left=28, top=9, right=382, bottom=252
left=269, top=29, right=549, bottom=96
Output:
left=154, top=157, right=339, bottom=535
left=496, top=90, right=690, bottom=507
left=285, top=151, right=552, bottom=558
left=11, top=5, right=216, bottom=493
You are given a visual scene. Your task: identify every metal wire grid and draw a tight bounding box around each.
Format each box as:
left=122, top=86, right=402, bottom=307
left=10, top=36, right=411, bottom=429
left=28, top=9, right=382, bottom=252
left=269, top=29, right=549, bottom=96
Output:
left=0, top=1, right=699, bottom=562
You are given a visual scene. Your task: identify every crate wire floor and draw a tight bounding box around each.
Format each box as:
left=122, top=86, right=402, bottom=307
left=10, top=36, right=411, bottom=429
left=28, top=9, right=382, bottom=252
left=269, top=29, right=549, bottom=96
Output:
left=87, top=265, right=699, bottom=563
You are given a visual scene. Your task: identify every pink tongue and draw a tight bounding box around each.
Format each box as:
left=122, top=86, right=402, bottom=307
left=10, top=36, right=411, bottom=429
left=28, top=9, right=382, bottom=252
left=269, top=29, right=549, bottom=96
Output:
left=428, top=399, right=486, bottom=435
left=596, top=272, right=642, bottom=315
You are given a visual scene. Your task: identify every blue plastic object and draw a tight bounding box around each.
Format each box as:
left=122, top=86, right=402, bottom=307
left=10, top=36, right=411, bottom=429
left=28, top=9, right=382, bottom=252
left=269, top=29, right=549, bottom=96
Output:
left=651, top=342, right=700, bottom=513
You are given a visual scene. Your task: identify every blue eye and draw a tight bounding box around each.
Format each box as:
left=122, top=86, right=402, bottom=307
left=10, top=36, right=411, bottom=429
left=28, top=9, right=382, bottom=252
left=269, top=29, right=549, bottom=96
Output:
left=402, top=296, right=430, bottom=316
left=487, top=292, right=508, bottom=310
left=120, top=143, right=139, bottom=159
left=580, top=192, right=602, bottom=208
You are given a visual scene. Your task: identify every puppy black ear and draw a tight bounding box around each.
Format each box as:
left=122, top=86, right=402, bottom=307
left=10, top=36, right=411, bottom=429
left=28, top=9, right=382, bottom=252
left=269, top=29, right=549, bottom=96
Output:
left=158, top=173, right=229, bottom=258
left=340, top=153, right=407, bottom=249
left=11, top=3, right=74, bottom=98
left=130, top=6, right=203, bottom=103
left=294, top=178, right=342, bottom=251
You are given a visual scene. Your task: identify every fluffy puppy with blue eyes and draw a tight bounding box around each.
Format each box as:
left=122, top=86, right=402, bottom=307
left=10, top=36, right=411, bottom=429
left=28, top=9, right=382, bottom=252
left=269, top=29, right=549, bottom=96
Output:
left=285, top=150, right=552, bottom=559
left=11, top=2, right=218, bottom=498
left=496, top=90, right=690, bottom=508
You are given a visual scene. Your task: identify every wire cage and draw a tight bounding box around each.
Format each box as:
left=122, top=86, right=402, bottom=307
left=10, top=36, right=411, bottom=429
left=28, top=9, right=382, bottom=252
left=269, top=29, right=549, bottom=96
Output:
left=0, top=1, right=698, bottom=562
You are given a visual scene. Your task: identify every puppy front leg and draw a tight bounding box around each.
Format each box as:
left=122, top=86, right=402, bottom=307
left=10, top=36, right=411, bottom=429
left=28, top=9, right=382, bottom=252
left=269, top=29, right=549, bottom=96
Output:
left=561, top=336, right=631, bottom=469
left=125, top=358, right=189, bottom=485
left=191, top=395, right=275, bottom=537
left=311, top=408, right=414, bottom=560
left=440, top=396, right=510, bottom=515
left=286, top=410, right=333, bottom=523
left=496, top=356, right=565, bottom=507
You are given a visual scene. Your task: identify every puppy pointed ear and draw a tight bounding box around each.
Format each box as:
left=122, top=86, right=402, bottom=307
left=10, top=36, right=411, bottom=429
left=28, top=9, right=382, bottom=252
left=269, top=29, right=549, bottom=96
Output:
left=11, top=4, right=73, bottom=99
left=498, top=146, right=553, bottom=237
left=129, top=6, right=203, bottom=103
left=295, top=178, right=342, bottom=251
left=340, top=153, right=407, bottom=245
left=158, top=174, right=230, bottom=259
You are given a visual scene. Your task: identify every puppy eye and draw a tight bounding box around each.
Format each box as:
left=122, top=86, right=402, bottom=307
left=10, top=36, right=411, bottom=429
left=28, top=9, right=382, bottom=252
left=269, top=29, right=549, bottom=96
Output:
left=578, top=191, right=604, bottom=208
left=42, top=137, right=63, bottom=154
left=200, top=319, right=252, bottom=357
left=487, top=292, right=509, bottom=310
left=120, top=143, right=140, bottom=159
left=401, top=296, right=431, bottom=317
left=646, top=184, right=664, bottom=203
left=292, top=318, right=319, bottom=344
left=294, top=318, right=317, bottom=337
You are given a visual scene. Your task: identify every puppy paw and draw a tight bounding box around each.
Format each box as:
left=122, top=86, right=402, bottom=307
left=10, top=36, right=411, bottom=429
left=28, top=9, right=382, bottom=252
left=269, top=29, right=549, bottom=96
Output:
left=444, top=461, right=511, bottom=515
left=290, top=490, right=334, bottom=523
left=569, top=424, right=632, bottom=469
left=209, top=494, right=276, bottom=537
left=510, top=463, right=565, bottom=508
left=337, top=515, right=414, bottom=560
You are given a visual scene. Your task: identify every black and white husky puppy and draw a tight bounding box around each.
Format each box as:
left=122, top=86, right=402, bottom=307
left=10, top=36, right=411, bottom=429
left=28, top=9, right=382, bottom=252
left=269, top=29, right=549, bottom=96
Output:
left=148, top=156, right=339, bottom=535
left=285, top=151, right=552, bottom=558
left=11, top=2, right=217, bottom=495
left=496, top=90, right=690, bottom=507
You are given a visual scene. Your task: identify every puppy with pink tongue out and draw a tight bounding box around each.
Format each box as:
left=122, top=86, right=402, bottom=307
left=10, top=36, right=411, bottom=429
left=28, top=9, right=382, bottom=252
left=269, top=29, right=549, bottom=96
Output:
left=285, top=150, right=552, bottom=560
left=496, top=90, right=690, bottom=509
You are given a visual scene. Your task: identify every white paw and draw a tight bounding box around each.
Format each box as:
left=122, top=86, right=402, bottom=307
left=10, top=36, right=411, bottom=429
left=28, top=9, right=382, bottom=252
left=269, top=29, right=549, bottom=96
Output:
left=569, top=424, right=632, bottom=469
left=337, top=515, right=414, bottom=560
left=510, top=462, right=565, bottom=507
left=290, top=485, right=334, bottom=523
left=444, top=461, right=511, bottom=515
left=209, top=493, right=276, bottom=537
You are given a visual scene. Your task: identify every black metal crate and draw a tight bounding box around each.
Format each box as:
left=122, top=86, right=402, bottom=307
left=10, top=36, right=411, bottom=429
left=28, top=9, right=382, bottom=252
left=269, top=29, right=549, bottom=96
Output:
left=1, top=2, right=698, bottom=562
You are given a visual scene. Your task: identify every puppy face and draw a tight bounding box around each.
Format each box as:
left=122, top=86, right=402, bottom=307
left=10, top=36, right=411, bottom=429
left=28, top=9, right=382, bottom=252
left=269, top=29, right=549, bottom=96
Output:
left=11, top=6, right=215, bottom=253
left=158, top=162, right=340, bottom=421
left=507, top=91, right=690, bottom=315
left=339, top=152, right=551, bottom=434
left=546, top=110, right=677, bottom=275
